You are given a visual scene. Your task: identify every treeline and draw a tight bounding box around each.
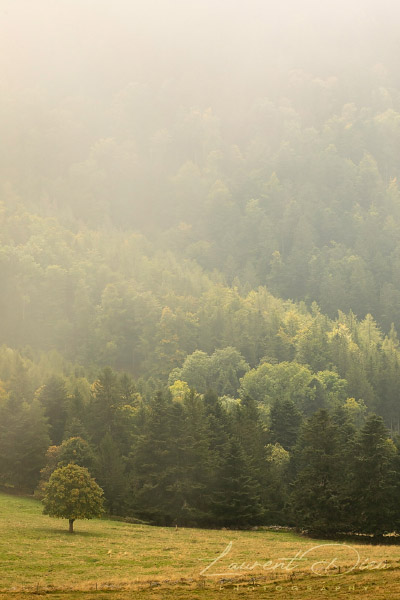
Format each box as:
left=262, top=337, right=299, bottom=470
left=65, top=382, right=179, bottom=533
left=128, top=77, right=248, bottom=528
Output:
left=1, top=358, right=399, bottom=535
left=2, top=205, right=400, bottom=426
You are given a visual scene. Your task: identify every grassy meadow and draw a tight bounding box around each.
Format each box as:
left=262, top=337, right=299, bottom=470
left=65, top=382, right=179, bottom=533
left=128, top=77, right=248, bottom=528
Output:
left=1, top=493, right=400, bottom=599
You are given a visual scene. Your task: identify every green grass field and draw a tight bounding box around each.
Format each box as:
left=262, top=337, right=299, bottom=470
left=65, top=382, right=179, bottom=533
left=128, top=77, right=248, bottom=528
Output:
left=1, top=492, right=400, bottom=599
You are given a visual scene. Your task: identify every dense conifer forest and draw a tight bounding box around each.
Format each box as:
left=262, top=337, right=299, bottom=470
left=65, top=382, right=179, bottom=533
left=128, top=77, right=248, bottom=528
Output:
left=2, top=0, right=400, bottom=535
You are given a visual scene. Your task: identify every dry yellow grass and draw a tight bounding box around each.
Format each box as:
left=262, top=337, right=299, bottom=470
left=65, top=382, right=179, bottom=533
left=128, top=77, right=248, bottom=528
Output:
left=1, top=493, right=400, bottom=598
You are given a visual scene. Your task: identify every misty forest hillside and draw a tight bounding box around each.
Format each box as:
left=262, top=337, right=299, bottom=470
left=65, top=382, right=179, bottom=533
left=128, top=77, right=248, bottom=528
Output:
left=2, top=1, right=400, bottom=531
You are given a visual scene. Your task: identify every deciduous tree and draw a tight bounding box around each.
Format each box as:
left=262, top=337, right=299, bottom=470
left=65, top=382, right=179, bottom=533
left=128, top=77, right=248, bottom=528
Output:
left=42, top=464, right=104, bottom=533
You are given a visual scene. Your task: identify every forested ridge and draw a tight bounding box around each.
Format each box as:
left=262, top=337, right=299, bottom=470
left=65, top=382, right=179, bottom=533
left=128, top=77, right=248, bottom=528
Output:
left=3, top=0, right=400, bottom=534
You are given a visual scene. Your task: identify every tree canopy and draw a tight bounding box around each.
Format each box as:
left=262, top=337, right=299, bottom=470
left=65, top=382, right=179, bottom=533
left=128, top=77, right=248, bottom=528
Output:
left=42, top=464, right=104, bottom=533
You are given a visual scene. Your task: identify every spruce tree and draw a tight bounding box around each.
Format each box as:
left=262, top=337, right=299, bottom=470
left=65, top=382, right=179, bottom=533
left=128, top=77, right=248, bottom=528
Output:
left=88, top=367, right=120, bottom=444
left=211, top=437, right=264, bottom=527
left=203, top=389, right=232, bottom=457
left=65, top=387, right=88, bottom=440
left=0, top=398, right=50, bottom=491
left=233, top=396, right=267, bottom=481
left=290, top=410, right=345, bottom=535
left=95, top=432, right=127, bottom=515
left=130, top=392, right=178, bottom=524
left=35, top=376, right=68, bottom=445
left=268, top=398, right=302, bottom=450
left=350, top=414, right=398, bottom=535
left=170, top=391, right=215, bottom=526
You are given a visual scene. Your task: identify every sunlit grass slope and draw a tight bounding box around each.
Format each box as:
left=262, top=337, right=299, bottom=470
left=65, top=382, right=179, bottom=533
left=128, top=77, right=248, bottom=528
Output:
left=1, top=492, right=400, bottom=599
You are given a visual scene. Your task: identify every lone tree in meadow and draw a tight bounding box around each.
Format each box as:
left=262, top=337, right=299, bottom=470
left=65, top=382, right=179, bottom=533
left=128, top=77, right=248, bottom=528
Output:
left=42, top=463, right=104, bottom=533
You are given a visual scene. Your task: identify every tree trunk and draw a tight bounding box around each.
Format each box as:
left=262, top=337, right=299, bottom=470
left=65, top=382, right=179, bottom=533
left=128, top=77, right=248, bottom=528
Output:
left=69, top=519, right=74, bottom=533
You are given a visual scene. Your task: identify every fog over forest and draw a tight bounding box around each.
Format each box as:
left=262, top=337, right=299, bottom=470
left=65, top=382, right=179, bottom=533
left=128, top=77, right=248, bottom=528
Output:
left=2, top=1, right=400, bottom=224
left=2, top=0, right=400, bottom=361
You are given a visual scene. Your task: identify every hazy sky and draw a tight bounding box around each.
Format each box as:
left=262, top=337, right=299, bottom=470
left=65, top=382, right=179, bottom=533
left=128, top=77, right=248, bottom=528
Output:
left=2, top=0, right=400, bottom=101
left=1, top=1, right=400, bottom=231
